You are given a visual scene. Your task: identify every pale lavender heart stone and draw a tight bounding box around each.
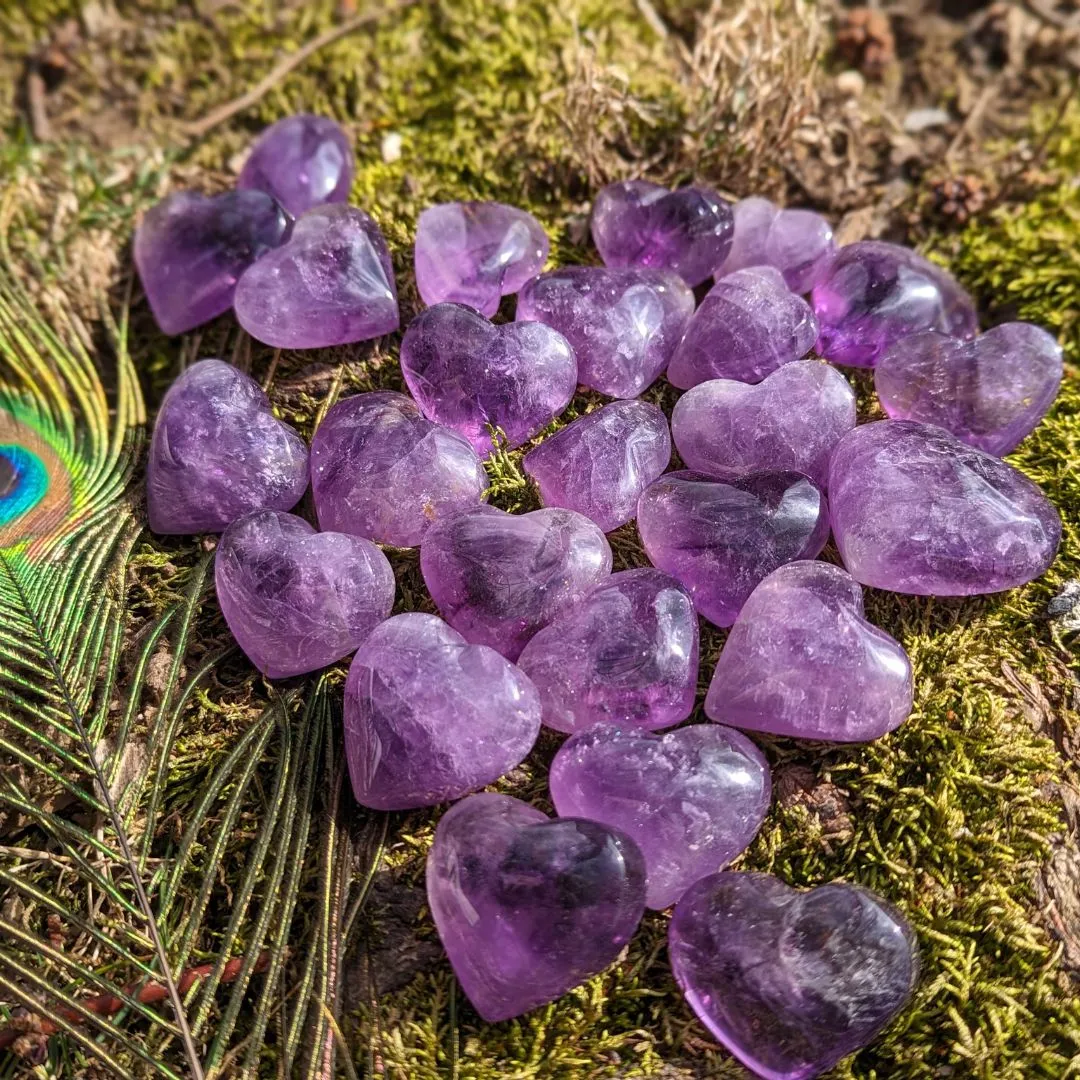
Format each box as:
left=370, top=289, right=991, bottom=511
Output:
left=705, top=561, right=913, bottom=742
left=420, top=504, right=612, bottom=661
left=414, top=201, right=549, bottom=317
left=523, top=400, right=671, bottom=532
left=516, top=568, right=699, bottom=734
left=237, top=113, right=354, bottom=217
left=591, top=180, right=734, bottom=286
left=215, top=509, right=394, bottom=679
left=427, top=792, right=646, bottom=1021
left=400, top=302, right=577, bottom=455
left=134, top=189, right=289, bottom=336
left=874, top=323, right=1063, bottom=455
left=343, top=613, right=541, bottom=810
left=311, top=391, right=488, bottom=547
left=234, top=204, right=398, bottom=348
left=515, top=266, right=694, bottom=398
left=666, top=267, right=819, bottom=389
left=715, top=197, right=836, bottom=294
left=147, top=359, right=309, bottom=535
left=637, top=470, right=830, bottom=627
left=671, top=360, right=856, bottom=489
left=811, top=241, right=978, bottom=367
left=828, top=420, right=1061, bottom=595
left=550, top=723, right=771, bottom=909
left=670, top=872, right=918, bottom=1080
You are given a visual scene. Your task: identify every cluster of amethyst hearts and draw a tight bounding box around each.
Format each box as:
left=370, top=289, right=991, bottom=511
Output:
left=138, top=113, right=1063, bottom=1080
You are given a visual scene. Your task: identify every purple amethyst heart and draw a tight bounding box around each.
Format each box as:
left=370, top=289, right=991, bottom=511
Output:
left=829, top=420, right=1061, bottom=595
left=515, top=266, right=694, bottom=398
left=344, top=613, right=541, bottom=809
left=147, top=359, right=309, bottom=535
left=420, top=504, right=612, bottom=660
left=666, top=267, right=819, bottom=389
left=400, top=303, right=577, bottom=455
left=637, top=470, right=830, bottom=627
left=874, top=323, right=1063, bottom=456
left=591, top=180, right=734, bottom=287
left=233, top=204, right=398, bottom=348
left=517, top=568, right=698, bottom=734
left=414, top=201, right=549, bottom=317
left=427, top=792, right=646, bottom=1021
left=705, top=561, right=912, bottom=741
left=671, top=360, right=856, bottom=489
left=811, top=241, right=978, bottom=367
left=670, top=872, right=918, bottom=1080
left=523, top=400, right=671, bottom=532
left=215, top=509, right=394, bottom=679
left=311, top=391, right=488, bottom=547
left=237, top=113, right=354, bottom=217
left=550, top=724, right=770, bottom=910
left=134, top=190, right=289, bottom=336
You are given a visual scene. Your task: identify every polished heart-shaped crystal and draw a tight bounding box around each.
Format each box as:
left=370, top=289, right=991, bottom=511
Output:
left=714, top=197, right=835, bottom=294
left=666, top=267, right=819, bottom=389
left=237, top=113, right=354, bottom=217
left=515, top=266, right=694, bottom=398
left=517, top=569, right=698, bottom=734
left=523, top=400, right=671, bottom=532
left=420, top=504, right=612, bottom=660
left=670, top=872, right=918, bottom=1080
left=414, top=201, right=549, bottom=317
left=705, top=561, right=912, bottom=741
left=400, top=303, right=577, bottom=455
left=427, top=792, right=646, bottom=1021
left=637, top=471, right=829, bottom=627
left=874, top=323, right=1063, bottom=455
left=147, top=359, right=309, bottom=535
left=134, top=190, right=289, bottom=336
left=234, top=204, right=398, bottom=348
left=829, top=420, right=1061, bottom=595
left=811, top=241, right=978, bottom=367
left=591, top=180, right=734, bottom=287
left=671, top=361, right=856, bottom=489
left=550, top=724, right=770, bottom=910
left=344, top=613, right=540, bottom=809
left=311, top=391, right=488, bottom=547
left=215, top=509, right=394, bottom=679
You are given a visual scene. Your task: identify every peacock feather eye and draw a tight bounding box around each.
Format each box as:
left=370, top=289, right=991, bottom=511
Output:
left=0, top=410, right=73, bottom=549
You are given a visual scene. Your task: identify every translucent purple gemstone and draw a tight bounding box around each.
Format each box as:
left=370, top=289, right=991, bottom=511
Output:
left=828, top=420, right=1061, bottom=595
left=414, top=201, right=549, bottom=317
left=811, top=241, right=979, bottom=367
left=147, top=359, right=309, bottom=535
left=670, top=872, right=918, bottom=1080
left=671, top=360, right=856, bottom=489
left=343, top=613, right=541, bottom=810
left=666, top=267, right=819, bottom=389
left=550, top=724, right=770, bottom=910
left=591, top=180, right=734, bottom=286
left=134, top=190, right=289, bottom=336
left=516, top=568, right=699, bottom=734
left=705, top=561, right=913, bottom=741
left=427, top=792, right=646, bottom=1021
left=515, top=266, right=694, bottom=397
left=311, top=391, right=488, bottom=547
left=233, top=204, right=398, bottom=348
left=237, top=113, right=354, bottom=217
left=874, top=323, right=1063, bottom=456
left=399, top=303, right=577, bottom=455
left=420, top=504, right=612, bottom=660
left=523, top=401, right=671, bottom=533
left=214, top=509, right=394, bottom=679
left=715, top=197, right=836, bottom=294
left=637, top=470, right=830, bottom=627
